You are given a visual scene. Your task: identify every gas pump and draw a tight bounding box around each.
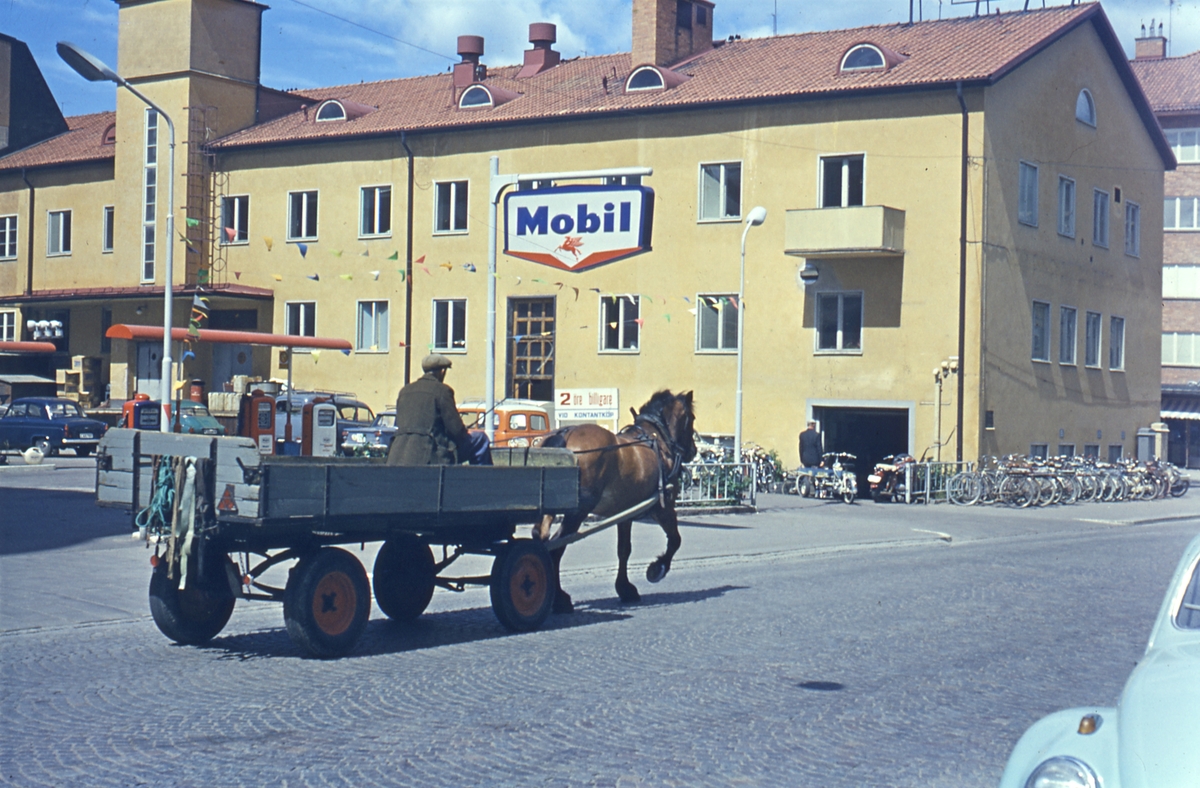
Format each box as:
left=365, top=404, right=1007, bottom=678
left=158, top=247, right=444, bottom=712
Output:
left=122, top=393, right=161, bottom=431
left=239, top=391, right=275, bottom=455
left=302, top=401, right=338, bottom=457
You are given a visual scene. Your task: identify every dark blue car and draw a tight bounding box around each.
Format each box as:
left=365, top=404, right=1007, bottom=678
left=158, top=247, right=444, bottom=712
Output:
left=0, top=397, right=109, bottom=457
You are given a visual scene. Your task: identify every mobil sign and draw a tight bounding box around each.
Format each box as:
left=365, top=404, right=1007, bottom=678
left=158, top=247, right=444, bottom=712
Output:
left=504, top=184, right=654, bottom=272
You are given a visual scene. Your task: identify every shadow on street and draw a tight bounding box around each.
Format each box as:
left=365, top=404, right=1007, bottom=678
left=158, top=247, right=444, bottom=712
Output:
left=0, top=489, right=131, bottom=555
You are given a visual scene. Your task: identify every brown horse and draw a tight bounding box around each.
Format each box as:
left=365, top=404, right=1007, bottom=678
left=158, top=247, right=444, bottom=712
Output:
left=533, top=390, right=697, bottom=612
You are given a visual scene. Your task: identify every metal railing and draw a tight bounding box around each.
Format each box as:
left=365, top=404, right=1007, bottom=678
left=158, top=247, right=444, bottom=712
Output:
left=678, top=462, right=757, bottom=508
left=902, top=461, right=974, bottom=504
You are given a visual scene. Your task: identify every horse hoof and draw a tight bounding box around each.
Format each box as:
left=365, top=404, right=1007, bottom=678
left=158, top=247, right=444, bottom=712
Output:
left=553, top=590, right=574, bottom=614
left=646, top=561, right=668, bottom=584
left=616, top=583, right=641, bottom=604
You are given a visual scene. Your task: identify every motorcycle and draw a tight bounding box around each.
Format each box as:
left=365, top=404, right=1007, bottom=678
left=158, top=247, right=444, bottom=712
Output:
left=868, top=453, right=915, bottom=502
left=795, top=452, right=858, bottom=504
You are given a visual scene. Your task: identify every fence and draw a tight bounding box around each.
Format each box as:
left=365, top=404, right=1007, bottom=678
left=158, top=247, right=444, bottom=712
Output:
left=678, top=462, right=757, bottom=508
left=902, top=461, right=974, bottom=504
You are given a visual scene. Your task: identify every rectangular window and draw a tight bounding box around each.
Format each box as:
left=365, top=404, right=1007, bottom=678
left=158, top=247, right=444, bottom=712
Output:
left=432, top=298, right=467, bottom=352
left=434, top=181, right=468, bottom=233
left=1124, top=202, right=1140, bottom=257
left=1018, top=161, right=1038, bottom=227
left=1163, top=332, right=1200, bottom=366
left=1166, top=128, right=1199, bottom=163
left=1093, top=189, right=1110, bottom=248
left=600, top=294, right=640, bottom=352
left=696, top=293, right=738, bottom=352
left=1057, top=444, right=1075, bottom=458
left=47, top=210, right=71, bottom=256
left=1083, top=444, right=1100, bottom=458
left=1109, top=316, right=1125, bottom=370
left=1029, top=444, right=1048, bottom=460
left=1108, top=444, right=1123, bottom=462
left=1057, top=176, right=1075, bottom=237
left=0, top=215, right=16, bottom=259
left=142, top=109, right=157, bottom=281
left=360, top=185, right=391, bottom=237
left=0, top=310, right=15, bottom=342
left=1165, top=197, right=1200, bottom=230
left=102, top=206, right=114, bottom=253
left=288, top=190, right=319, bottom=240
left=699, top=162, right=742, bottom=220
left=356, top=300, right=388, bottom=352
left=816, top=292, right=864, bottom=352
left=220, top=195, right=249, bottom=244
left=821, top=155, right=865, bottom=209
left=1031, top=300, right=1050, bottom=361
left=1163, top=265, right=1200, bottom=298
left=1059, top=306, right=1077, bottom=364
left=285, top=301, right=316, bottom=338
left=1085, top=311, right=1102, bottom=367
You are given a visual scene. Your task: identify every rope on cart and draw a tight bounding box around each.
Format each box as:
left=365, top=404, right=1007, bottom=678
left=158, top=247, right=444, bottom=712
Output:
left=135, top=457, right=176, bottom=540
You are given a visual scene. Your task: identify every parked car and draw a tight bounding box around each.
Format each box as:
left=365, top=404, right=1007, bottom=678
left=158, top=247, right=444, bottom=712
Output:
left=0, top=397, right=108, bottom=456
left=458, top=399, right=553, bottom=447
left=172, top=400, right=225, bottom=435
left=341, top=410, right=397, bottom=457
left=275, top=392, right=374, bottom=450
left=998, top=531, right=1200, bottom=788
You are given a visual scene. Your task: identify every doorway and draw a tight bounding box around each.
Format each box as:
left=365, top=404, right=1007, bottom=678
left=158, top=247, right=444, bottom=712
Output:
left=506, top=297, right=556, bottom=401
left=812, top=406, right=910, bottom=497
left=135, top=341, right=162, bottom=395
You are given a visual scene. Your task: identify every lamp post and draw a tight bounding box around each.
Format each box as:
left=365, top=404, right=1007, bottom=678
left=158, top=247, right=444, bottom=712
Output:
left=933, top=356, right=959, bottom=462
left=735, top=206, right=768, bottom=459
left=58, top=42, right=176, bottom=432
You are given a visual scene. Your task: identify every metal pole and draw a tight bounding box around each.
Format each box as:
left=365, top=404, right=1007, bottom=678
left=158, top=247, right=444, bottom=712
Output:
left=735, top=225, right=749, bottom=457
left=486, top=156, right=499, bottom=444
left=935, top=373, right=943, bottom=462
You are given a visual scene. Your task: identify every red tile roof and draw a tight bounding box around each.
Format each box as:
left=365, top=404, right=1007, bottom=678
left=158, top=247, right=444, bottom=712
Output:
left=0, top=283, right=274, bottom=304
left=0, top=111, right=115, bottom=173
left=1130, top=50, right=1200, bottom=116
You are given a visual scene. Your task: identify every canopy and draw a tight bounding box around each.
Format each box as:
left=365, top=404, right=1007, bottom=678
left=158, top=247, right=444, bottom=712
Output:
left=106, top=324, right=352, bottom=351
left=1162, top=397, right=1200, bottom=421
left=0, top=341, right=59, bottom=354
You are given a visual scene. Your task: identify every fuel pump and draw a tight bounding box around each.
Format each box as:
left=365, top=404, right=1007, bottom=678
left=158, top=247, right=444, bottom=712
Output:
left=302, top=401, right=338, bottom=457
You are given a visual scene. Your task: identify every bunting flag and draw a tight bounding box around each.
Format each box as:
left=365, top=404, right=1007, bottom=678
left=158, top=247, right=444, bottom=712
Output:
left=687, top=307, right=698, bottom=315
left=185, top=218, right=201, bottom=228
left=644, top=295, right=653, bottom=304
left=197, top=268, right=210, bottom=284
left=554, top=281, right=564, bottom=289
left=272, top=274, right=283, bottom=281
left=571, top=286, right=579, bottom=301
left=515, top=276, right=522, bottom=285
left=633, top=318, right=645, bottom=327
left=397, top=340, right=406, bottom=347
left=311, top=350, right=321, bottom=364
left=188, top=293, right=210, bottom=338
left=307, top=273, right=320, bottom=281
left=340, top=349, right=351, bottom=356
left=298, top=243, right=308, bottom=258
left=264, top=237, right=274, bottom=252
left=439, top=262, right=453, bottom=271
left=589, top=287, right=601, bottom=293
left=182, top=350, right=196, bottom=362
left=224, top=227, right=236, bottom=242
left=388, top=251, right=399, bottom=261
left=370, top=270, right=380, bottom=280
left=532, top=277, right=547, bottom=284
left=463, top=263, right=476, bottom=272
left=234, top=271, right=242, bottom=280
left=361, top=248, right=370, bottom=257
left=664, top=313, right=672, bottom=322
left=682, top=296, right=691, bottom=303
left=608, top=321, right=618, bottom=329
left=420, top=265, right=432, bottom=276
left=397, top=270, right=406, bottom=281
left=415, top=255, right=426, bottom=264
left=340, top=274, right=353, bottom=281
left=330, top=249, right=343, bottom=258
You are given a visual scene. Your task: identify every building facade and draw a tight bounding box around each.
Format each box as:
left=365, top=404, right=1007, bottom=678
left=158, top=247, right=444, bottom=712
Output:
left=0, top=0, right=1171, bottom=469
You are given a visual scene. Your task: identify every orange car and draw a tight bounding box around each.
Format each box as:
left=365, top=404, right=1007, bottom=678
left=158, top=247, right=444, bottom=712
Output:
left=457, top=399, right=553, bottom=447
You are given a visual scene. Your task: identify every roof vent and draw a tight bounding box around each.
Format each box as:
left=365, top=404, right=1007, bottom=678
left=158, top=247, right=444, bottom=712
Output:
left=517, top=23, right=561, bottom=78
left=454, top=35, right=487, bottom=88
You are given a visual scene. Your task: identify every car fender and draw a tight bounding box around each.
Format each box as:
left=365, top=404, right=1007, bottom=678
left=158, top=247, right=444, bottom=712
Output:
left=997, top=706, right=1119, bottom=788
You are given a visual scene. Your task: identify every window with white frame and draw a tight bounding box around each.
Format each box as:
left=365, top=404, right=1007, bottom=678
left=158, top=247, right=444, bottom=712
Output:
left=817, top=292, right=863, bottom=352
left=1085, top=311, right=1102, bottom=367
left=1108, top=444, right=1123, bottom=462
left=1031, top=300, right=1051, bottom=361
left=432, top=298, right=467, bottom=352
left=1109, top=316, right=1125, bottom=370
left=356, top=300, right=388, bottom=352
left=1029, top=444, right=1048, bottom=460
left=1166, top=129, right=1199, bottom=163
left=434, top=181, right=468, bottom=233
left=0, top=310, right=15, bottom=342
left=600, top=294, right=640, bottom=352
left=47, top=210, right=71, bottom=256
left=699, top=162, right=742, bottom=220
left=285, top=301, right=316, bottom=338
left=288, top=190, right=318, bottom=240
left=102, top=206, right=114, bottom=253
left=1083, top=444, right=1100, bottom=458
left=1163, top=265, right=1200, bottom=298
left=1059, top=306, right=1077, bottom=364
left=1057, top=444, right=1076, bottom=457
left=1165, top=197, right=1199, bottom=230
left=1163, top=332, right=1200, bottom=366
left=1057, top=176, right=1076, bottom=237
left=696, top=293, right=739, bottom=352
left=820, top=155, right=864, bottom=208
left=361, top=185, right=391, bottom=237
left=220, top=195, right=249, bottom=244
left=1125, top=201, right=1140, bottom=257
left=142, top=109, right=158, bottom=280
left=0, top=215, right=16, bottom=259
left=1093, top=189, right=1110, bottom=247
left=1019, top=161, right=1038, bottom=227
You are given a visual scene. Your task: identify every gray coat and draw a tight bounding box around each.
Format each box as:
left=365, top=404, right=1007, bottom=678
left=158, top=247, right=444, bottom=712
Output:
left=385, top=373, right=471, bottom=466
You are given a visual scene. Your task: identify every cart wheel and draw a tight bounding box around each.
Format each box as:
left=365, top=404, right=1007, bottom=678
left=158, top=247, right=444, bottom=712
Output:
left=490, top=540, right=554, bottom=633
left=373, top=535, right=436, bottom=622
left=284, top=548, right=370, bottom=659
left=148, top=554, right=236, bottom=645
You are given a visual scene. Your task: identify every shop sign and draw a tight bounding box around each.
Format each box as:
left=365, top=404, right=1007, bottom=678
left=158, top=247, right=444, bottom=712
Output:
left=504, top=185, right=654, bottom=272
left=555, top=387, right=620, bottom=428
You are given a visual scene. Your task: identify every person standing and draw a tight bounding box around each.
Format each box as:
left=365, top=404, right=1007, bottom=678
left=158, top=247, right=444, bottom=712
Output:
left=799, top=420, right=823, bottom=469
left=387, top=354, right=491, bottom=466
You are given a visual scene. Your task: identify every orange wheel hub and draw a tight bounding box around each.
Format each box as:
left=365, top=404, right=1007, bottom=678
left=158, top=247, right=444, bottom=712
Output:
left=312, top=570, right=357, bottom=636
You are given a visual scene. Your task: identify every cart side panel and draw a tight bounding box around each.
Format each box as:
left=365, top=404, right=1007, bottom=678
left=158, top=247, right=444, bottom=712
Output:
left=540, top=467, right=580, bottom=511
left=325, top=466, right=442, bottom=517
left=260, top=463, right=326, bottom=519
left=440, top=466, right=543, bottom=513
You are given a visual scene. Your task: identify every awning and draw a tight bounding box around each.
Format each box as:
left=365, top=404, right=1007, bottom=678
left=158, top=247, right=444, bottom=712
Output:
left=0, top=374, right=56, bottom=384
left=106, top=324, right=353, bottom=351
left=1162, top=397, right=1200, bottom=421
left=0, top=341, right=58, bottom=354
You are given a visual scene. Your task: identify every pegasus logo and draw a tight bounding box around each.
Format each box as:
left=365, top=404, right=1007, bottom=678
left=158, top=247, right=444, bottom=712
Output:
left=557, top=236, right=584, bottom=258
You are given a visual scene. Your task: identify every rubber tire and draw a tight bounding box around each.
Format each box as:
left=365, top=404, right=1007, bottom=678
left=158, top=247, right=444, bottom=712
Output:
left=372, top=535, right=436, bottom=622
left=871, top=490, right=891, bottom=503
left=284, top=548, right=371, bottom=659
left=74, top=445, right=92, bottom=457
left=1171, top=477, right=1190, bottom=498
left=148, top=555, right=236, bottom=645
left=490, top=540, right=554, bottom=633
left=797, top=477, right=815, bottom=498
left=34, top=438, right=52, bottom=456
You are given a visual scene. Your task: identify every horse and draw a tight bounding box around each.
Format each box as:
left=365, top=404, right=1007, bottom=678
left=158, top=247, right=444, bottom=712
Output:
left=533, top=389, right=697, bottom=612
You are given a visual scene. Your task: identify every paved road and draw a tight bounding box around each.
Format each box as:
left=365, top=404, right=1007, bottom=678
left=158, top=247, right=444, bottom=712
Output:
left=1, top=461, right=1198, bottom=787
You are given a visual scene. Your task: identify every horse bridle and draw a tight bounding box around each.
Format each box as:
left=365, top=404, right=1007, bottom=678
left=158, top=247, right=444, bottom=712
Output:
left=628, top=411, right=686, bottom=489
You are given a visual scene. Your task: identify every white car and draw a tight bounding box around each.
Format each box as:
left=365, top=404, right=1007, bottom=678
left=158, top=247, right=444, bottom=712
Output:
left=998, top=531, right=1200, bottom=788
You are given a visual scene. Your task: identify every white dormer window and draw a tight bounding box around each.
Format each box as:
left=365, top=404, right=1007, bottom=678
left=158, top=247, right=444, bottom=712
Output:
left=1075, top=89, right=1096, bottom=127
left=840, top=44, right=885, bottom=71
left=626, top=66, right=666, bottom=92
left=316, top=100, right=346, bottom=122
left=459, top=85, right=494, bottom=108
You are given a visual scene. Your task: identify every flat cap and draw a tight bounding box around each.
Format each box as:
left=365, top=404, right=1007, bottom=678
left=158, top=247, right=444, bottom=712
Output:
left=422, top=354, right=453, bottom=372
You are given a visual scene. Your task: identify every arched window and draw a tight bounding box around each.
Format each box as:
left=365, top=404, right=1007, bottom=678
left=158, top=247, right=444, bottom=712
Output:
left=459, top=85, right=493, bottom=108
left=626, top=66, right=666, bottom=91
left=1075, top=89, right=1096, bottom=127
left=315, top=100, right=346, bottom=122
left=841, top=44, right=885, bottom=72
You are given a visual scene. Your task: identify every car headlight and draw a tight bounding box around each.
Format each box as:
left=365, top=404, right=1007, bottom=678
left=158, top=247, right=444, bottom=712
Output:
left=1025, top=756, right=1098, bottom=788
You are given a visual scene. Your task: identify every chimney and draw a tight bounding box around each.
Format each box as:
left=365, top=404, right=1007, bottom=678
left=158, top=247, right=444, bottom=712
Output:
left=632, top=0, right=714, bottom=67
left=517, top=23, right=561, bottom=78
left=454, top=35, right=486, bottom=87
left=1134, top=18, right=1167, bottom=60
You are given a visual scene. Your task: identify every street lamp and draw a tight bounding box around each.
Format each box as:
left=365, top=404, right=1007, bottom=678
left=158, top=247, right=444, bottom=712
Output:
left=58, top=41, right=176, bottom=432
left=933, top=356, right=959, bottom=462
left=735, top=206, right=768, bottom=459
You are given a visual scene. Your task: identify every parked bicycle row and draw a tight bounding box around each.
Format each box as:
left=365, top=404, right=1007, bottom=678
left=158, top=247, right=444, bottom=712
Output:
left=946, top=455, right=1190, bottom=507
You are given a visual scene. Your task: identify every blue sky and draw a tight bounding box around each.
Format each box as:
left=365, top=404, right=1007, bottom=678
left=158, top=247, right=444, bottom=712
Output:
left=5, top=0, right=1198, bottom=118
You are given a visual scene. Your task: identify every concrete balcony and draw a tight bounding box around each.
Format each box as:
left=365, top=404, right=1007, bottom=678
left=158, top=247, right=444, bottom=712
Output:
left=784, top=205, right=905, bottom=259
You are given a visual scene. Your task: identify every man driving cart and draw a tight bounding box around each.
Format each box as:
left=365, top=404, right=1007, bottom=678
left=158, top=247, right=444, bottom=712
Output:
left=386, top=354, right=492, bottom=466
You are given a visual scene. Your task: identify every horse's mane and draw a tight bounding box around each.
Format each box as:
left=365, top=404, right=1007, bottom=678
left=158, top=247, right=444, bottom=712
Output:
left=637, top=389, right=694, bottom=422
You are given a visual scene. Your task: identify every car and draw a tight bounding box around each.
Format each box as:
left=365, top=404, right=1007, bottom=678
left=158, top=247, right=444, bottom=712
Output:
left=275, top=392, right=375, bottom=452
left=998, top=531, right=1200, bottom=788
left=341, top=410, right=397, bottom=457
left=457, top=399, right=553, bottom=447
left=172, top=400, right=225, bottom=436
left=0, top=397, right=109, bottom=456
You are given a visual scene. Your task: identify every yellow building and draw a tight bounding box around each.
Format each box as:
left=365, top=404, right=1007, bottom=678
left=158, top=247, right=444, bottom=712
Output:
left=0, top=0, right=1173, bottom=469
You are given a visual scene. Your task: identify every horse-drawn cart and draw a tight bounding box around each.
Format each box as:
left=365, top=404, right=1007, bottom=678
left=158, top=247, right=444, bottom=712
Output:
left=95, top=428, right=595, bottom=658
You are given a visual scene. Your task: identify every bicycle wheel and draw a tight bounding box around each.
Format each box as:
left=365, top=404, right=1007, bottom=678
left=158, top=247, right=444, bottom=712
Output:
left=948, top=472, right=981, bottom=506
left=1001, top=476, right=1036, bottom=508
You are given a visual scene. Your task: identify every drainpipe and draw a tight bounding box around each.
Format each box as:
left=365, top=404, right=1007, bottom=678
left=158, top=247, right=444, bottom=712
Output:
left=400, top=131, right=415, bottom=385
left=955, top=82, right=968, bottom=462
left=21, top=168, right=34, bottom=298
